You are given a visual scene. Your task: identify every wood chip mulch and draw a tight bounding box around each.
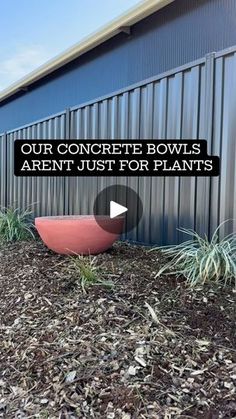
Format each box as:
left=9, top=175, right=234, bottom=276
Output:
left=0, top=240, right=236, bottom=419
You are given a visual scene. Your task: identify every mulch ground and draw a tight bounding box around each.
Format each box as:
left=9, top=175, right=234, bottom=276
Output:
left=0, top=240, right=235, bottom=419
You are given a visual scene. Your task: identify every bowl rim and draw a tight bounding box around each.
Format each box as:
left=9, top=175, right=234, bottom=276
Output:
left=35, top=215, right=125, bottom=222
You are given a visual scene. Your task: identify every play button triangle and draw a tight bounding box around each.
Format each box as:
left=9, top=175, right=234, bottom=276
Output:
left=110, top=201, right=128, bottom=219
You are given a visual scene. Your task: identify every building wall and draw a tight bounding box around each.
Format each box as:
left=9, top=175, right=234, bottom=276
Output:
left=1, top=0, right=236, bottom=133
left=2, top=46, right=236, bottom=244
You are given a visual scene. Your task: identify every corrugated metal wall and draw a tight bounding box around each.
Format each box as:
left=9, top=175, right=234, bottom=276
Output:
left=0, top=133, right=6, bottom=208
left=1, top=0, right=236, bottom=133
left=5, top=113, right=67, bottom=217
left=1, top=46, right=236, bottom=244
left=68, top=58, right=208, bottom=244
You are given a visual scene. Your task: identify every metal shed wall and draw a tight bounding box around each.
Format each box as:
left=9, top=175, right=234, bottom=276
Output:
left=1, top=46, right=236, bottom=244
left=1, top=0, right=236, bottom=133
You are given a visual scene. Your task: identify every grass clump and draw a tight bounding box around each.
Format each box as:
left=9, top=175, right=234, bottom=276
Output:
left=153, top=223, right=236, bottom=287
left=0, top=206, right=35, bottom=242
left=68, top=255, right=114, bottom=293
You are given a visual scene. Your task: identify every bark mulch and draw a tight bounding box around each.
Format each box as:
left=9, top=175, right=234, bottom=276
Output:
left=0, top=240, right=235, bottom=418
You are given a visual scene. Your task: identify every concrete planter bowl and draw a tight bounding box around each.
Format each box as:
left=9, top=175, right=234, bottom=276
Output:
left=35, top=215, right=124, bottom=255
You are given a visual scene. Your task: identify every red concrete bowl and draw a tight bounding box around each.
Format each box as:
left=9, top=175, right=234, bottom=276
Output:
left=35, top=215, right=124, bottom=255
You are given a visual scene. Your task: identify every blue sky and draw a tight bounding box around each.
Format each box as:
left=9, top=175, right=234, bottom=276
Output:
left=0, top=0, right=141, bottom=91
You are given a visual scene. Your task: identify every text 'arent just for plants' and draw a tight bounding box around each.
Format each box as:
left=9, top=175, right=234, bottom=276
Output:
left=14, top=140, right=220, bottom=176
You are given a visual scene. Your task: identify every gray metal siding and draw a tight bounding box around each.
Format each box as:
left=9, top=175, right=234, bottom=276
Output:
left=5, top=113, right=67, bottom=216
left=1, top=46, right=236, bottom=244
left=216, top=51, right=236, bottom=238
left=1, top=0, right=236, bottom=133
left=0, top=134, right=7, bottom=207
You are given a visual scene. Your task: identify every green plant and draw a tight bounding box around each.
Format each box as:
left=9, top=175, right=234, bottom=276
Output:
left=152, top=223, right=236, bottom=287
left=68, top=255, right=114, bottom=293
left=0, top=206, right=35, bottom=242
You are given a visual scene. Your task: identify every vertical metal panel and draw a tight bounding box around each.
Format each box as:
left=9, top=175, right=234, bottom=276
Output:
left=195, top=64, right=208, bottom=237
left=0, top=133, right=7, bottom=207
left=178, top=66, right=200, bottom=242
left=150, top=79, right=167, bottom=244
left=5, top=113, right=66, bottom=216
left=196, top=53, right=215, bottom=237
left=126, top=88, right=140, bottom=242
left=217, top=51, right=236, bottom=237
left=1, top=45, right=236, bottom=244
left=163, top=72, right=182, bottom=244
left=138, top=84, right=154, bottom=243
left=209, top=55, right=224, bottom=236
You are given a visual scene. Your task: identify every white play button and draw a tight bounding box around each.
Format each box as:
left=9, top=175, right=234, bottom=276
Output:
left=110, top=201, right=128, bottom=219
left=94, top=185, right=143, bottom=233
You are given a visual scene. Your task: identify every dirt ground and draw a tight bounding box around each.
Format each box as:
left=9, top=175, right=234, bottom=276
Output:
left=0, top=240, right=235, bottom=418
